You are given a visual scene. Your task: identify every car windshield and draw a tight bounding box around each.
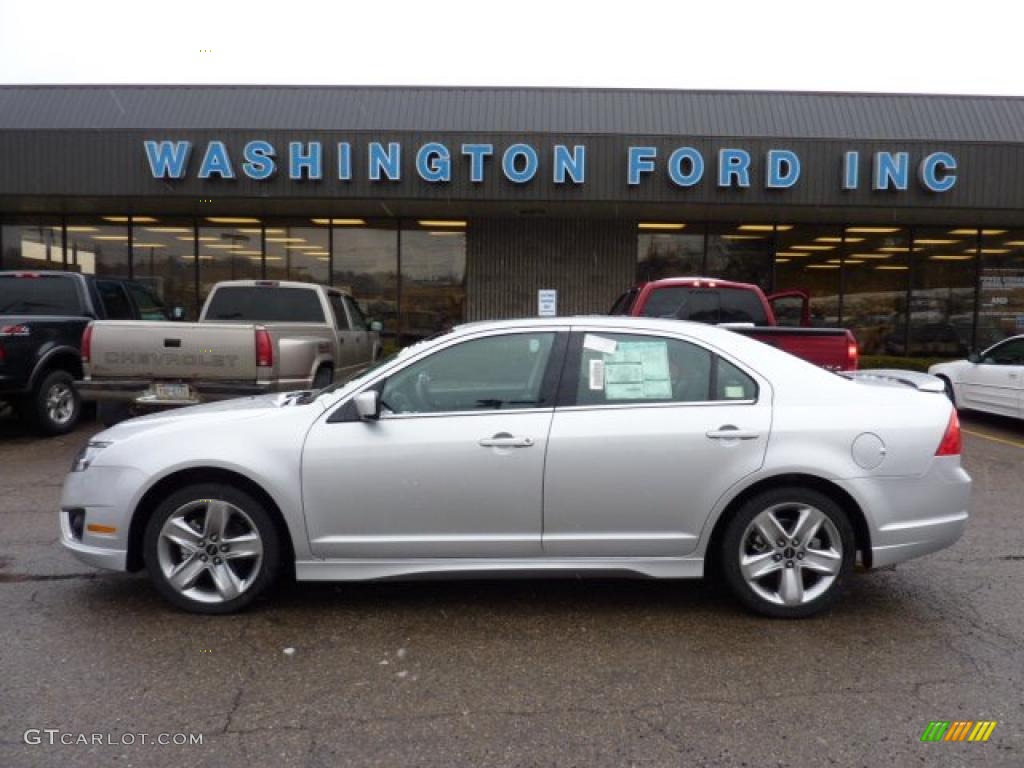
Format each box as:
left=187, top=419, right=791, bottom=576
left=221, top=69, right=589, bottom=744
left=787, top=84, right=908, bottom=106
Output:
left=0, top=275, right=82, bottom=316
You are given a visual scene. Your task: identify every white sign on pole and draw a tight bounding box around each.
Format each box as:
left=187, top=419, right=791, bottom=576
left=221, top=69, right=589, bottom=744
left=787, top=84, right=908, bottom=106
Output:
left=538, top=289, right=557, bottom=317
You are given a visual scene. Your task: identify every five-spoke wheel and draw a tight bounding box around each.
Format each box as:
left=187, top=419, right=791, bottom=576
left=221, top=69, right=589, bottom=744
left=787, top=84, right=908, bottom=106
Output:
left=144, top=483, right=279, bottom=614
left=722, top=487, right=855, bottom=618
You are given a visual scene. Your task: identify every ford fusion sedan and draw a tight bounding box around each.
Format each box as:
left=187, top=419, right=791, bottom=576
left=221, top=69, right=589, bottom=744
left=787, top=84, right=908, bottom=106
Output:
left=60, top=317, right=970, bottom=618
left=929, top=335, right=1024, bottom=420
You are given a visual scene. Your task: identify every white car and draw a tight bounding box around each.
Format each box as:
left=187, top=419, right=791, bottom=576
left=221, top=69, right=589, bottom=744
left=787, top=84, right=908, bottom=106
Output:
left=930, top=335, right=1024, bottom=419
left=59, top=317, right=970, bottom=618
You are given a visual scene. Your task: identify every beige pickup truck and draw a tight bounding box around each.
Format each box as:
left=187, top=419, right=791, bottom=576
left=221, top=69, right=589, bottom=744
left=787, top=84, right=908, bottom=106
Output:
left=77, top=280, right=381, bottom=422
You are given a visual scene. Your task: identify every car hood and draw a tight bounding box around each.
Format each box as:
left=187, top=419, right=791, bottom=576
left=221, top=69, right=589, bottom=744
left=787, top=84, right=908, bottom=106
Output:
left=95, top=391, right=326, bottom=441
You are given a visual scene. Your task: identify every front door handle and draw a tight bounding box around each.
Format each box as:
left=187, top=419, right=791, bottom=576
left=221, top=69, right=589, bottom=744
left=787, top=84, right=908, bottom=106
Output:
left=706, top=426, right=761, bottom=441
left=479, top=433, right=535, bottom=448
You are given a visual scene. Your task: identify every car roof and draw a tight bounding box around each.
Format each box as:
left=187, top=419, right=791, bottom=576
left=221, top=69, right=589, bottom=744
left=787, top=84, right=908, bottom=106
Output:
left=211, top=279, right=330, bottom=291
left=641, top=276, right=759, bottom=291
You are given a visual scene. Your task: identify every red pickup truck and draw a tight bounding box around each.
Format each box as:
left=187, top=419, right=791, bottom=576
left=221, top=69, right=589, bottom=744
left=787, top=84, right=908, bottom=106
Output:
left=610, top=277, right=859, bottom=371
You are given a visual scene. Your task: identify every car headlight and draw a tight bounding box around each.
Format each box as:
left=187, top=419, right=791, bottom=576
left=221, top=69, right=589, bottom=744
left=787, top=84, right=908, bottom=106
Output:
left=72, top=441, right=112, bottom=472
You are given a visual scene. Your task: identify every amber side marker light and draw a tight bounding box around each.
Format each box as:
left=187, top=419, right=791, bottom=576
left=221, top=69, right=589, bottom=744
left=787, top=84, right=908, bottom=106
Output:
left=86, top=524, right=118, bottom=534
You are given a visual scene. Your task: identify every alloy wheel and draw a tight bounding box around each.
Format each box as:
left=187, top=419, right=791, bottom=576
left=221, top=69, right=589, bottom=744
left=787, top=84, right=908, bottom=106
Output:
left=46, top=382, right=75, bottom=425
left=738, top=502, right=843, bottom=607
left=156, top=499, right=264, bottom=604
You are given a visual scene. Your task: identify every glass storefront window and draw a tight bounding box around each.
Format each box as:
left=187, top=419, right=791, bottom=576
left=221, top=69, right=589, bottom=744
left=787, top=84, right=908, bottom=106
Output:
left=978, top=228, right=1024, bottom=349
left=265, top=220, right=329, bottom=284
left=329, top=219, right=399, bottom=343
left=909, top=227, right=976, bottom=357
left=401, top=222, right=467, bottom=344
left=197, top=218, right=263, bottom=306
left=131, top=217, right=199, bottom=320
left=1, top=217, right=63, bottom=270
left=841, top=226, right=911, bottom=356
left=66, top=216, right=131, bottom=277
left=773, top=225, right=843, bottom=327
left=706, top=224, right=772, bottom=289
left=636, top=224, right=703, bottom=281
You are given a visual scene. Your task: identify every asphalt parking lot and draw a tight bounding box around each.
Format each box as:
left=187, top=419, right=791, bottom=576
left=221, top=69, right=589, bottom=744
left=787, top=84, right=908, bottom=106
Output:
left=0, top=408, right=1022, bottom=767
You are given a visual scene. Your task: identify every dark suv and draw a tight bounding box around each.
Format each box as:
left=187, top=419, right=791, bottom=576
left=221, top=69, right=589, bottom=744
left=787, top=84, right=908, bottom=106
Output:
left=0, top=271, right=167, bottom=435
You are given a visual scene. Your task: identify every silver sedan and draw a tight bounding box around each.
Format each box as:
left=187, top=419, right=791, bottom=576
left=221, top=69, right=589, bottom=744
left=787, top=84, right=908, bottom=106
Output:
left=60, top=318, right=970, bottom=618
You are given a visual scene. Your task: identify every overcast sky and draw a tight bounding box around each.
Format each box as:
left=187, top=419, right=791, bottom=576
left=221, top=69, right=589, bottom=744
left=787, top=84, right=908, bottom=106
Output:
left=1, top=0, right=1021, bottom=96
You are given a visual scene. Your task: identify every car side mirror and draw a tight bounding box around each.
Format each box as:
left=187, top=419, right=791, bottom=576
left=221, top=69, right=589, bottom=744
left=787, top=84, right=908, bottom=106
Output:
left=967, top=351, right=981, bottom=364
left=171, top=306, right=186, bottom=321
left=369, top=320, right=383, bottom=333
left=353, top=390, right=380, bottom=420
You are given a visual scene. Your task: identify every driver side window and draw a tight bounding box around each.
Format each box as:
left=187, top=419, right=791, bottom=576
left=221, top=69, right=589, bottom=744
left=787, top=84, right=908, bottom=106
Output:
left=380, top=332, right=557, bottom=415
left=984, top=339, right=1024, bottom=365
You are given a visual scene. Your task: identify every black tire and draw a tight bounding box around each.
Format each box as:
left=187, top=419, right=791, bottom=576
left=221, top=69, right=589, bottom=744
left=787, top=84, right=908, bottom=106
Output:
left=720, top=486, right=856, bottom=619
left=97, top=401, right=132, bottom=427
left=30, top=369, right=81, bottom=436
left=312, top=366, right=333, bottom=390
left=144, top=482, right=281, bottom=615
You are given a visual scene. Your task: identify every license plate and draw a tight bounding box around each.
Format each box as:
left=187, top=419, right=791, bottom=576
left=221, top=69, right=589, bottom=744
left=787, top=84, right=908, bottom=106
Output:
left=152, top=382, right=193, bottom=401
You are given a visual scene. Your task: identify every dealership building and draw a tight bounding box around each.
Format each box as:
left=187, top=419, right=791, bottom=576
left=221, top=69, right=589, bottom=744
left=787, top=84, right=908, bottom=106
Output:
left=1, top=84, right=1023, bottom=354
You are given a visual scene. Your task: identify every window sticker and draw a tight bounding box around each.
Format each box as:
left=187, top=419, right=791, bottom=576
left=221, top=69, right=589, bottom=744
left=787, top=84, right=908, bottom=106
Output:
left=583, top=334, right=618, bottom=355
left=603, top=341, right=672, bottom=400
left=724, top=384, right=745, bottom=399
left=588, top=359, right=606, bottom=390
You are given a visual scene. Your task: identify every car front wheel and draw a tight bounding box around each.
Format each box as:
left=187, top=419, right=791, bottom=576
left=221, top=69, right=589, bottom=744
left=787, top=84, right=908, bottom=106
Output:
left=143, top=483, right=280, bottom=614
left=721, top=487, right=855, bottom=618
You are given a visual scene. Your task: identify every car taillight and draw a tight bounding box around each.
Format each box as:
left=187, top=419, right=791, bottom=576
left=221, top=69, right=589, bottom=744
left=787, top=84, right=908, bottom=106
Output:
left=935, top=409, right=962, bottom=456
left=81, top=323, right=93, bottom=363
left=847, top=340, right=859, bottom=370
left=255, top=327, right=273, bottom=368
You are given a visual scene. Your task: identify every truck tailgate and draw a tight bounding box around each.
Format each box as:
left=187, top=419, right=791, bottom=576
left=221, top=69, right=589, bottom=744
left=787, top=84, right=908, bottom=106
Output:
left=87, top=321, right=259, bottom=381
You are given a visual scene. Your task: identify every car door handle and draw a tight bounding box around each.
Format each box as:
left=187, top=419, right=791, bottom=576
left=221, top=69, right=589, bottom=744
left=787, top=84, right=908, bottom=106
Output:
left=706, top=427, right=761, bottom=440
left=479, top=434, right=535, bottom=448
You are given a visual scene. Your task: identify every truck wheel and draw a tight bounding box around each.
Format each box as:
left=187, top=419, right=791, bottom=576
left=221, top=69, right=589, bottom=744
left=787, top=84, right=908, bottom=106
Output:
left=312, top=366, right=333, bottom=390
left=144, top=482, right=281, bottom=614
left=31, top=370, right=81, bottom=436
left=97, top=401, right=133, bottom=427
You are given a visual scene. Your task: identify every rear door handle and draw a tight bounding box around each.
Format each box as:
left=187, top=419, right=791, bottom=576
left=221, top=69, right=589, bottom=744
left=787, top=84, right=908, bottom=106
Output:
left=479, top=433, right=534, bottom=448
left=706, top=427, right=761, bottom=441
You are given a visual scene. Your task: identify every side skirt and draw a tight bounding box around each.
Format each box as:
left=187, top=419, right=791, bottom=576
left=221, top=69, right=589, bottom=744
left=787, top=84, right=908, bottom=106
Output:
left=295, top=557, right=705, bottom=582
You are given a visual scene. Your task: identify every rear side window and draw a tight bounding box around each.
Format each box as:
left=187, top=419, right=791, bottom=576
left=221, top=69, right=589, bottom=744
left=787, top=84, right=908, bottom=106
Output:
left=97, top=280, right=134, bottom=319
left=716, top=357, right=758, bottom=400
left=327, top=294, right=350, bottom=330
left=204, top=287, right=326, bottom=323
left=343, top=296, right=369, bottom=331
left=609, top=289, right=638, bottom=315
left=0, top=275, right=83, bottom=316
left=574, top=332, right=712, bottom=405
left=571, top=332, right=758, bottom=406
left=640, top=287, right=769, bottom=326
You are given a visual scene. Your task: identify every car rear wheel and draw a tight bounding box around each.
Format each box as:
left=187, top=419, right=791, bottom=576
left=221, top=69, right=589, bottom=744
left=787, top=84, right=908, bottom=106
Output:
left=31, top=369, right=81, bottom=436
left=144, top=483, right=280, bottom=614
left=721, top=487, right=855, bottom=618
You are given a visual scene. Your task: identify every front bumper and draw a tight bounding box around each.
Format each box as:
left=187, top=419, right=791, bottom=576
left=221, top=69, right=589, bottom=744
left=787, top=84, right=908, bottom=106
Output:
left=849, top=456, right=971, bottom=568
left=59, top=465, right=147, bottom=573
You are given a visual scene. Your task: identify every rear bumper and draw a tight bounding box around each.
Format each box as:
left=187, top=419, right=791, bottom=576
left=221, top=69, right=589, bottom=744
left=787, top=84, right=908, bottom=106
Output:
left=848, top=456, right=971, bottom=568
left=76, top=379, right=276, bottom=403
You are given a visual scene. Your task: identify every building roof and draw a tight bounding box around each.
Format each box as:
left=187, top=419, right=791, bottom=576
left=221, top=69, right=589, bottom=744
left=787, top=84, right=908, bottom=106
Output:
left=1, top=85, right=1023, bottom=142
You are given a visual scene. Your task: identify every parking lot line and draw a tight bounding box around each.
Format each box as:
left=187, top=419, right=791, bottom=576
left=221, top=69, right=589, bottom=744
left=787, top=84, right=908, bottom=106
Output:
left=962, top=428, right=1024, bottom=450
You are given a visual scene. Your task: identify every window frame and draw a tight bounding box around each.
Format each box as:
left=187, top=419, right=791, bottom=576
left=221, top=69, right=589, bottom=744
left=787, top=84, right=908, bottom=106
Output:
left=327, top=292, right=351, bottom=331
left=555, top=329, right=761, bottom=410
